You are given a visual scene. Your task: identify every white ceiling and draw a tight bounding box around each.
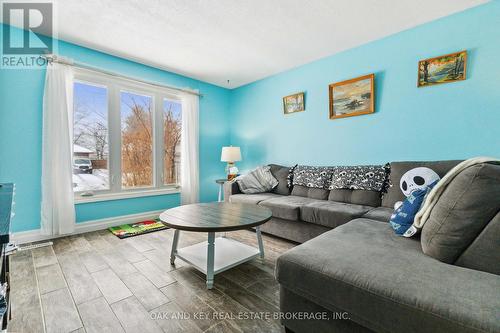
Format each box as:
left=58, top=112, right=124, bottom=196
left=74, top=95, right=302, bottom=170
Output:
left=4, top=0, right=488, bottom=88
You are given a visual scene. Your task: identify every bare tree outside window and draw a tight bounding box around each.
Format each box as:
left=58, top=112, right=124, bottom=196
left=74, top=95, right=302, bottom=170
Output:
left=120, top=92, right=154, bottom=188
left=163, top=99, right=182, bottom=185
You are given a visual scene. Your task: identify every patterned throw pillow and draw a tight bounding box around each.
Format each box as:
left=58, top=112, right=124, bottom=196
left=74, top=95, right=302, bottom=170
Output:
left=286, top=164, right=298, bottom=188
left=236, top=165, right=279, bottom=194
left=390, top=180, right=438, bottom=235
left=329, top=165, right=390, bottom=192
left=292, top=165, right=334, bottom=189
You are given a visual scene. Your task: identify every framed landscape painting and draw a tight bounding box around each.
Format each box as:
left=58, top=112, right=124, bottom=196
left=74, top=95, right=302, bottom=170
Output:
left=329, top=74, right=374, bottom=119
left=418, top=50, right=467, bottom=87
left=283, top=92, right=305, bottom=115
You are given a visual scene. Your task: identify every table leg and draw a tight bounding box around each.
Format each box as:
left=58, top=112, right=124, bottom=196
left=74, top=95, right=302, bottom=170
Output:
left=170, top=229, right=180, bottom=265
left=218, top=184, right=223, bottom=202
left=206, top=232, right=215, bottom=289
left=256, top=226, right=265, bottom=259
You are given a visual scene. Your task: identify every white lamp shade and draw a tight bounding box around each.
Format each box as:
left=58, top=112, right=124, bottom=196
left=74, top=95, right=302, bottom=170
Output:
left=221, top=146, right=242, bottom=162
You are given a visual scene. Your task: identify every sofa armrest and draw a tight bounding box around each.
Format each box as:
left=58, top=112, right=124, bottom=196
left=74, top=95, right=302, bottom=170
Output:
left=223, top=180, right=240, bottom=202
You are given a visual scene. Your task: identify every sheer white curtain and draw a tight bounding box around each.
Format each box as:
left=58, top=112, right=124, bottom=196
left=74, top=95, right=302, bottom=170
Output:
left=180, top=91, right=199, bottom=205
left=41, top=62, right=76, bottom=235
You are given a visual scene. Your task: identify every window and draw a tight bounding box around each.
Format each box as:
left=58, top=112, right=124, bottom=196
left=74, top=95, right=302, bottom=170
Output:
left=72, top=69, right=182, bottom=198
left=73, top=82, right=109, bottom=192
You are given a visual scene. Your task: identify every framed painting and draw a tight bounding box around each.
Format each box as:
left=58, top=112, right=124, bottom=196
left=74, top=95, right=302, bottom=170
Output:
left=329, top=74, right=374, bottom=119
left=283, top=92, right=305, bottom=115
left=418, top=50, right=467, bottom=87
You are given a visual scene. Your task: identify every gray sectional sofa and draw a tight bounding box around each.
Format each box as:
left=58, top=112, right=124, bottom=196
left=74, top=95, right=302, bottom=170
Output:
left=226, top=161, right=458, bottom=244
left=225, top=160, right=500, bottom=333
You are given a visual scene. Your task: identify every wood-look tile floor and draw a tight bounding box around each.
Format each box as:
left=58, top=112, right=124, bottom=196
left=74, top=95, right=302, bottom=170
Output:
left=9, top=228, right=296, bottom=333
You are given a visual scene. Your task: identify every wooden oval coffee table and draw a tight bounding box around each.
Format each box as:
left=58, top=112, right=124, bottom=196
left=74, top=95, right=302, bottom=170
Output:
left=159, top=202, right=272, bottom=289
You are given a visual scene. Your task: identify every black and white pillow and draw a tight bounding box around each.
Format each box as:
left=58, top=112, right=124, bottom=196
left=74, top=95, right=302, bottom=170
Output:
left=292, top=165, right=334, bottom=189
left=329, top=165, right=390, bottom=192
left=236, top=165, right=278, bottom=194
left=286, top=164, right=298, bottom=188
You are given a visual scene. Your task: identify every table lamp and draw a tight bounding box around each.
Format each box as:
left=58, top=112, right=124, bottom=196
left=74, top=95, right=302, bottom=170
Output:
left=221, top=146, right=242, bottom=180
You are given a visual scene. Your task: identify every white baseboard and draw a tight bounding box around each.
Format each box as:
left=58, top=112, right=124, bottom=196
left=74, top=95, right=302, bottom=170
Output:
left=11, top=209, right=165, bottom=244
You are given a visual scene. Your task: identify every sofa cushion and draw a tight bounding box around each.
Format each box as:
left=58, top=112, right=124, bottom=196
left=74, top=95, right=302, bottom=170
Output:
left=328, top=189, right=381, bottom=206
left=301, top=201, right=372, bottom=229
left=229, top=193, right=282, bottom=205
left=259, top=195, right=320, bottom=221
left=381, top=160, right=461, bottom=208
left=362, top=207, right=393, bottom=222
left=257, top=217, right=330, bottom=244
left=269, top=164, right=292, bottom=196
left=455, top=211, right=500, bottom=275
left=291, top=185, right=329, bottom=200
left=276, top=219, right=500, bottom=333
left=421, top=162, right=500, bottom=264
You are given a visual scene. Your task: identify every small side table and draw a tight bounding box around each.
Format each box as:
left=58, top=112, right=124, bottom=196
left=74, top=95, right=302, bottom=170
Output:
left=215, top=179, right=227, bottom=202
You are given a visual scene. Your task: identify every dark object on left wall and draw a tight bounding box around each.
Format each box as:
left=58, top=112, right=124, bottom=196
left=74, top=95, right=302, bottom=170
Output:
left=0, top=183, right=15, bottom=330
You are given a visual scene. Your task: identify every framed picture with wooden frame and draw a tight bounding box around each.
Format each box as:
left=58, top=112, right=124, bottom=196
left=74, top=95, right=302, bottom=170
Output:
left=417, top=50, right=467, bottom=87
left=283, top=92, right=305, bottom=115
left=329, top=74, right=375, bottom=120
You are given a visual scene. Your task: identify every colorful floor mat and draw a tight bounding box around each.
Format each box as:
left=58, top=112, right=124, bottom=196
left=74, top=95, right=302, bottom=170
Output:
left=109, top=218, right=167, bottom=239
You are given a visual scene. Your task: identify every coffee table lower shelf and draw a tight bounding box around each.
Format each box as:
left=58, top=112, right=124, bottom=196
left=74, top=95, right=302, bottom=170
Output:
left=177, top=237, right=260, bottom=274
left=170, top=228, right=265, bottom=289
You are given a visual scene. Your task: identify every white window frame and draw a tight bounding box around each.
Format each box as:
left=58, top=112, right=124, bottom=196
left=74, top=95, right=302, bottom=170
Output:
left=73, top=68, right=182, bottom=203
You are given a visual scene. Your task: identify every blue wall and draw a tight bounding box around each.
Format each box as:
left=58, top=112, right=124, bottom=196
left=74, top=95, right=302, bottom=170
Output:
left=0, top=25, right=230, bottom=232
left=2, top=2, right=500, bottom=233
left=229, top=2, right=500, bottom=171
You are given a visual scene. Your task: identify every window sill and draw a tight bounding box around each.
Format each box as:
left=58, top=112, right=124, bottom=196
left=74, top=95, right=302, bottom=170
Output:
left=74, top=187, right=180, bottom=204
